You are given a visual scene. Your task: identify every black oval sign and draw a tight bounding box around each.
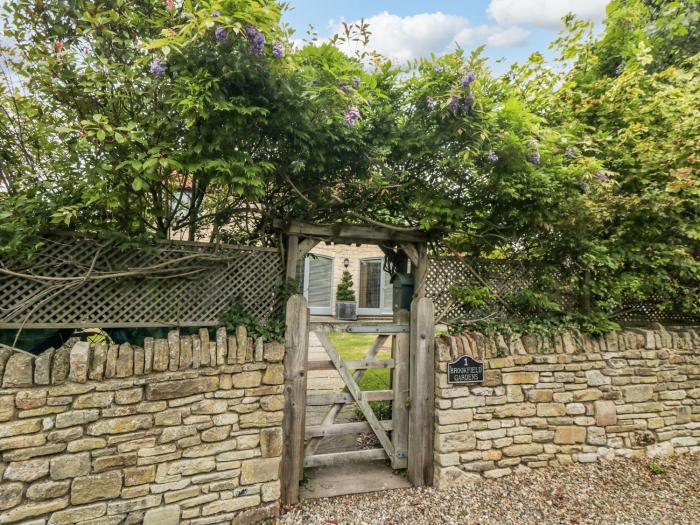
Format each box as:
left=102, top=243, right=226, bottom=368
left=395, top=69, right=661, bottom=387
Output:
left=447, top=355, right=484, bottom=384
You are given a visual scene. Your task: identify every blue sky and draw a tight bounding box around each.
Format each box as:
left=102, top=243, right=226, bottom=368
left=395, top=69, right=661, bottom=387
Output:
left=283, top=0, right=609, bottom=70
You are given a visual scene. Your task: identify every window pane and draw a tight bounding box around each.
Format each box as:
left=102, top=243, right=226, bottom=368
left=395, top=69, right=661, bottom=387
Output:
left=307, top=256, right=332, bottom=308
left=359, top=260, right=381, bottom=308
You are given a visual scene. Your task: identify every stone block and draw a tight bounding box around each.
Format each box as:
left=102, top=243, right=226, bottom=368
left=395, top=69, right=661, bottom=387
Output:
left=146, top=376, right=219, bottom=401
left=594, top=400, right=617, bottom=427
left=202, top=495, right=260, bottom=517
left=623, top=385, right=654, bottom=403
left=153, top=339, right=169, bottom=372
left=55, top=409, right=99, bottom=429
left=115, top=388, right=142, bottom=405
left=537, top=403, right=566, bottom=417
left=143, top=505, right=181, bottom=525
left=48, top=502, right=106, bottom=525
left=261, top=427, right=283, bottom=457
left=26, top=480, right=71, bottom=501
left=502, top=372, right=539, bottom=385
left=4, top=458, right=50, bottom=482
left=0, top=394, right=15, bottom=421
left=87, top=414, right=152, bottom=436
left=263, top=342, right=284, bottom=362
left=437, top=430, right=476, bottom=453
left=89, top=342, right=107, bottom=380
left=68, top=341, right=90, bottom=383
left=168, top=331, right=180, bottom=372
left=35, top=348, right=54, bottom=385
left=73, top=392, right=113, bottom=409
left=554, top=426, right=586, bottom=445
left=50, top=452, right=91, bottom=480
left=3, top=352, right=34, bottom=387
left=502, top=443, right=543, bottom=457
left=115, top=343, right=134, bottom=378
left=71, top=471, right=123, bottom=504
left=104, top=344, right=118, bottom=379
left=232, top=371, right=263, bottom=388
left=586, top=370, right=611, bottom=386
left=527, top=389, right=553, bottom=403
left=16, top=390, right=47, bottom=410
left=0, top=482, right=24, bottom=511
left=240, top=409, right=283, bottom=428
left=0, top=497, right=69, bottom=524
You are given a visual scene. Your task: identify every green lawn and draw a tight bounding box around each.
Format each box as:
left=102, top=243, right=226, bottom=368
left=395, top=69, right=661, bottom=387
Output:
left=327, top=332, right=392, bottom=391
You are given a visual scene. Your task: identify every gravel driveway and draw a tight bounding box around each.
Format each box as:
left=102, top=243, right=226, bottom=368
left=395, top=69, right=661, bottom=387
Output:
left=279, top=453, right=700, bottom=525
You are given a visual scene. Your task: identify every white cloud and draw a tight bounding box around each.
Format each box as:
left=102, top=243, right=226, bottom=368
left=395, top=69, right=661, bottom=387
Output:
left=329, top=11, right=530, bottom=64
left=487, top=0, right=609, bottom=29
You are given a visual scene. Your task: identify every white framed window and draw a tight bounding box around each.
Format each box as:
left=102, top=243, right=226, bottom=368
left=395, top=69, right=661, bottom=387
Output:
left=296, top=254, right=334, bottom=315
left=357, top=257, right=393, bottom=316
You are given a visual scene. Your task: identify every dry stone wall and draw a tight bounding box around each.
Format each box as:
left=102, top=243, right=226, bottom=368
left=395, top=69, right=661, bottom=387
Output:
left=434, top=325, right=700, bottom=486
left=0, top=326, right=285, bottom=525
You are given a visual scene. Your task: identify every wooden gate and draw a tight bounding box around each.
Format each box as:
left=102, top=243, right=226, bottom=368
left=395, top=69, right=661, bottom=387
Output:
left=303, top=317, right=410, bottom=470
left=282, top=295, right=435, bottom=503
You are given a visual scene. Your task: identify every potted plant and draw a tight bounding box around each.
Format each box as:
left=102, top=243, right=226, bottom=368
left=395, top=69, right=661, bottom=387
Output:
left=335, top=270, right=357, bottom=320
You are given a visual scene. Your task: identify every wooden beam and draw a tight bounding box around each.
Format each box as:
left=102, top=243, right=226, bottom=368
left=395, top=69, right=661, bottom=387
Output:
left=305, top=420, right=394, bottom=439
left=391, top=309, right=410, bottom=470
left=306, top=390, right=394, bottom=406
left=281, top=295, right=309, bottom=504
left=304, top=448, right=388, bottom=468
left=298, top=238, right=320, bottom=258
left=285, top=235, right=299, bottom=281
left=307, top=358, right=395, bottom=371
left=399, top=242, right=419, bottom=267
left=274, top=219, right=435, bottom=244
left=413, top=242, right=429, bottom=298
left=408, top=297, right=435, bottom=487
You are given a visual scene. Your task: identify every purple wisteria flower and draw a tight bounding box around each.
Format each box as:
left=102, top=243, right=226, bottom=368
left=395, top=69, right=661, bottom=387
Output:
left=527, top=139, right=539, bottom=146
left=245, top=25, right=265, bottom=55
left=272, top=41, right=285, bottom=58
left=595, top=171, right=610, bottom=182
left=352, top=76, right=361, bottom=89
left=339, top=84, right=350, bottom=94
left=461, top=71, right=476, bottom=87
left=149, top=59, right=166, bottom=79
left=580, top=181, right=590, bottom=193
left=487, top=152, right=499, bottom=164
left=344, top=106, right=360, bottom=126
left=426, top=96, right=437, bottom=110
left=215, top=26, right=228, bottom=43
left=614, top=63, right=624, bottom=76
left=448, top=95, right=460, bottom=115
left=527, top=151, right=541, bottom=164
left=462, top=95, right=475, bottom=112
left=212, top=11, right=221, bottom=18
left=564, top=146, right=576, bottom=159
left=434, top=65, right=443, bottom=74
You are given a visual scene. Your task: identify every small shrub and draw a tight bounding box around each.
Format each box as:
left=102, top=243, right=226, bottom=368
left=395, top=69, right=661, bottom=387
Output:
left=336, top=270, right=356, bottom=302
left=647, top=462, right=667, bottom=476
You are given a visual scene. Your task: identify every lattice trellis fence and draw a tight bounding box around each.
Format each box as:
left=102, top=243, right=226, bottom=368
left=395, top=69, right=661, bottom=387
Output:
left=426, top=256, right=700, bottom=325
left=425, top=256, right=580, bottom=323
left=0, top=237, right=284, bottom=328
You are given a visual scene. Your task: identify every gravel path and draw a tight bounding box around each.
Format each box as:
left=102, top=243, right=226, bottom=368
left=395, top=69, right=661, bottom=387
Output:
left=279, top=453, right=700, bottom=525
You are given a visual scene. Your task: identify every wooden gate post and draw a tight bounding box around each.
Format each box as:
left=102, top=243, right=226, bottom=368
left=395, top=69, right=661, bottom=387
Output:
left=281, top=294, right=309, bottom=504
left=391, top=308, right=410, bottom=469
left=408, top=296, right=435, bottom=487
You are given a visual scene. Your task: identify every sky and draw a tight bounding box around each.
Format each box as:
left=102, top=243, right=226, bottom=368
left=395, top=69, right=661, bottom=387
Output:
left=283, top=0, right=610, bottom=69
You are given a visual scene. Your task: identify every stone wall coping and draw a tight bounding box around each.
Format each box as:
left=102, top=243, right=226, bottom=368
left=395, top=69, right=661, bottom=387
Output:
left=0, top=326, right=285, bottom=390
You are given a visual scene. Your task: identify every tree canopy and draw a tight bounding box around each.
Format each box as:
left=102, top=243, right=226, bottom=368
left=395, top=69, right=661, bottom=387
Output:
left=1, top=0, right=698, bottom=318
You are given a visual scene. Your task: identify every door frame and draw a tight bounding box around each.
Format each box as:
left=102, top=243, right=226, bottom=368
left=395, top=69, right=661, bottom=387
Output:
left=357, top=257, right=393, bottom=316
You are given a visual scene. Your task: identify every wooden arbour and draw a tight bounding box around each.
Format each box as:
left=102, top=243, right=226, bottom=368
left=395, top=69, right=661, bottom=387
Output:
left=276, top=220, right=437, bottom=503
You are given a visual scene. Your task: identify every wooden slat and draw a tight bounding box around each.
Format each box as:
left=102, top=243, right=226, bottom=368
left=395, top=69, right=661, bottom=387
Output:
left=316, top=332, right=396, bottom=460
left=276, top=219, right=434, bottom=243
left=304, top=334, right=388, bottom=458
left=391, top=309, right=410, bottom=469
left=408, top=297, right=435, bottom=487
left=307, top=358, right=394, bottom=371
left=305, top=420, right=393, bottom=438
left=281, top=295, right=309, bottom=504
left=285, top=235, right=299, bottom=281
left=304, top=448, right=388, bottom=468
left=306, top=390, right=394, bottom=406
